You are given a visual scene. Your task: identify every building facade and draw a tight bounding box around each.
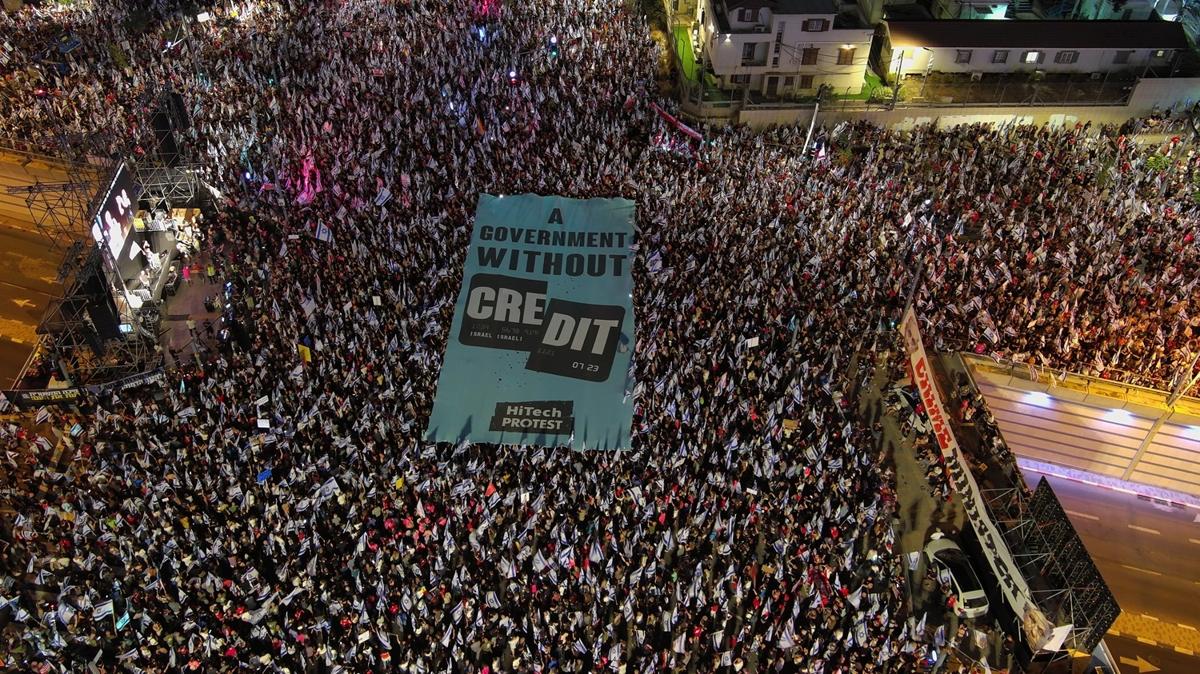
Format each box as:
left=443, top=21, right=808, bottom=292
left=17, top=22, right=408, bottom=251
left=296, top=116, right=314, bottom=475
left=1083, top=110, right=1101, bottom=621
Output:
left=883, top=19, right=1187, bottom=77
left=693, top=0, right=875, bottom=98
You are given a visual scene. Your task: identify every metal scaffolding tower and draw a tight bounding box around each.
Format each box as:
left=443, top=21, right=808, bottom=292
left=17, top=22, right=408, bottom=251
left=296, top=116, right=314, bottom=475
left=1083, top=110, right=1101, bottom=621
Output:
left=1, top=138, right=161, bottom=387
left=0, top=141, right=104, bottom=251
left=984, top=479, right=1120, bottom=657
left=132, top=160, right=200, bottom=213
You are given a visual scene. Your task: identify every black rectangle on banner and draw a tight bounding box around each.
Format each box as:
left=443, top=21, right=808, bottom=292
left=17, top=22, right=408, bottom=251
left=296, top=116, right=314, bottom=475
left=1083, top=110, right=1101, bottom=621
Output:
left=526, top=298, right=625, bottom=382
left=489, top=400, right=574, bottom=435
left=458, top=273, right=548, bottom=351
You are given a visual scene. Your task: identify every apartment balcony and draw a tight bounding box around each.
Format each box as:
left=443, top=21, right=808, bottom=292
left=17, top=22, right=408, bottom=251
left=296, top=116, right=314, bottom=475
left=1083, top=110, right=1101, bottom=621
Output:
left=741, top=55, right=769, bottom=66
left=728, top=23, right=773, bottom=34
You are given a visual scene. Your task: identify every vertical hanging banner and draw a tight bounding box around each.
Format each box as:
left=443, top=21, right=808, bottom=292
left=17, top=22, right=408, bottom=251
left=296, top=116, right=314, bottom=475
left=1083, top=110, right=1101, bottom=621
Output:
left=426, top=194, right=636, bottom=449
left=899, top=307, right=1035, bottom=618
left=899, top=308, right=960, bottom=460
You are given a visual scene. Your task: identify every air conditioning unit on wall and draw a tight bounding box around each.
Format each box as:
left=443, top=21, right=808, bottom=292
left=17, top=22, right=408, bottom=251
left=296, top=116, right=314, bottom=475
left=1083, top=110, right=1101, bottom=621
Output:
left=970, top=71, right=983, bottom=81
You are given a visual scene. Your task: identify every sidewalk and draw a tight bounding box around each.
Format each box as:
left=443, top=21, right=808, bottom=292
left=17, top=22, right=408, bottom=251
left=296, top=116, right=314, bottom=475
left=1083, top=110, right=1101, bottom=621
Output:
left=1111, top=613, right=1200, bottom=656
left=868, top=351, right=965, bottom=556
left=858, top=349, right=1007, bottom=672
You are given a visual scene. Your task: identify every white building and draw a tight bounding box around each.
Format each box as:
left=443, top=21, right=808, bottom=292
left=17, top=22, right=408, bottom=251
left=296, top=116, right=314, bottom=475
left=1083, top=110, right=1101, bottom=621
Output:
left=1010, top=0, right=1180, bottom=20
left=928, top=0, right=1010, bottom=19
left=883, top=19, right=1187, bottom=77
left=693, top=0, right=875, bottom=98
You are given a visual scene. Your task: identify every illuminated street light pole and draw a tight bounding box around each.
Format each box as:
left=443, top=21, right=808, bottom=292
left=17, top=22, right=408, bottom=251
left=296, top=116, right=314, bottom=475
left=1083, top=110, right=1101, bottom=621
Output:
left=890, top=48, right=904, bottom=108
left=802, top=85, right=830, bottom=154
left=920, top=48, right=934, bottom=99
left=1121, top=351, right=1200, bottom=480
left=1167, top=351, right=1200, bottom=407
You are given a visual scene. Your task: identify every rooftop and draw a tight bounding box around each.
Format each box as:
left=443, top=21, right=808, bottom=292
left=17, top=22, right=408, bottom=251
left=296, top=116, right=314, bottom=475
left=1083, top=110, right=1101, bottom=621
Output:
left=882, top=4, right=935, bottom=20
left=724, top=0, right=838, bottom=15
left=714, top=0, right=863, bottom=33
left=886, top=19, right=1190, bottom=50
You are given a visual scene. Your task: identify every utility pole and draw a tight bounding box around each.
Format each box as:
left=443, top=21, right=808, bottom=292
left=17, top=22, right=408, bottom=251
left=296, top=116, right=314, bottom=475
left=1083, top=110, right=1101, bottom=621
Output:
left=920, top=48, right=934, bottom=99
left=891, top=48, right=904, bottom=108
left=1167, top=352, right=1200, bottom=407
left=802, top=97, right=821, bottom=154
left=802, top=85, right=830, bottom=154
left=1121, top=352, right=1200, bottom=480
left=902, top=258, right=925, bottom=318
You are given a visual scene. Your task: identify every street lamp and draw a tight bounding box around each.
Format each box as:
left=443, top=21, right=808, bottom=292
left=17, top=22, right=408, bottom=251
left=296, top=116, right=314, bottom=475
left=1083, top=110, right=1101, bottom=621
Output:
left=890, top=48, right=905, bottom=108
left=920, top=48, right=934, bottom=99
left=803, top=84, right=833, bottom=154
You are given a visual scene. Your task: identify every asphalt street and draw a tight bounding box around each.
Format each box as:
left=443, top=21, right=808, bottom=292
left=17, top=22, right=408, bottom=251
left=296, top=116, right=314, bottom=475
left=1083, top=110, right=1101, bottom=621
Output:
left=1020, top=464, right=1200, bottom=670
left=0, top=150, right=91, bottom=242
left=1105, top=634, right=1194, bottom=674
left=0, top=221, right=60, bottom=386
left=0, top=153, right=76, bottom=385
left=0, top=336, right=35, bottom=388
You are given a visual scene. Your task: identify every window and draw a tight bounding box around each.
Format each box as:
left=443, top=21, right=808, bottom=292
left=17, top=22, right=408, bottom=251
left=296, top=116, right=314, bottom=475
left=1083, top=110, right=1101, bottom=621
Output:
left=784, top=76, right=795, bottom=86
left=774, top=23, right=785, bottom=54
left=738, top=8, right=756, bottom=22
left=991, top=50, right=1009, bottom=64
left=837, top=47, right=856, bottom=65
left=772, top=55, right=780, bottom=66
left=1113, top=50, right=1133, bottom=64
left=1054, top=50, right=1079, bottom=64
left=741, top=42, right=766, bottom=64
left=955, top=49, right=973, bottom=64
left=1021, top=50, right=1043, bottom=64
left=798, top=74, right=814, bottom=89
left=802, top=19, right=829, bottom=31
left=1153, top=49, right=1169, bottom=58
left=801, top=47, right=819, bottom=65
left=730, top=74, right=751, bottom=84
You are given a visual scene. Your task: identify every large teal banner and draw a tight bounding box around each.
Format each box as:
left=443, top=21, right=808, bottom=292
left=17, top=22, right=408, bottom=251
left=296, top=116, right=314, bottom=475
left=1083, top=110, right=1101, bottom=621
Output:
left=426, top=194, right=636, bottom=450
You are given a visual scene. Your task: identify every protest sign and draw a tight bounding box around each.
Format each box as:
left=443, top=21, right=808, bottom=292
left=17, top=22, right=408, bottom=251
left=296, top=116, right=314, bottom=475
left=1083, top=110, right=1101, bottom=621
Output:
left=426, top=194, right=636, bottom=449
left=3, top=369, right=166, bottom=410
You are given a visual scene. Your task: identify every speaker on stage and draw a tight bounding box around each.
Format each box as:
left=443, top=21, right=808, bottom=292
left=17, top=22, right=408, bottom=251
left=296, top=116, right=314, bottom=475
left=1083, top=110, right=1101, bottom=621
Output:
left=152, top=111, right=180, bottom=168
left=80, top=271, right=122, bottom=340
left=167, top=91, right=190, bottom=130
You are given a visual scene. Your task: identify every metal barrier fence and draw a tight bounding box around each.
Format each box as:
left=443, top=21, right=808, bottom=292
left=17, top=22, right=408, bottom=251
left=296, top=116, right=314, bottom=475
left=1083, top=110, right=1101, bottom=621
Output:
left=677, top=76, right=1143, bottom=118
left=960, top=353, right=1200, bottom=418
left=891, top=75, right=1135, bottom=108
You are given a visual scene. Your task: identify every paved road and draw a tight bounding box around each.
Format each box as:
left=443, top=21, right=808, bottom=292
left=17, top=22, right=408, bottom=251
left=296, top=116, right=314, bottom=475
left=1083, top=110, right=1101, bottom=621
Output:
left=1105, top=634, right=1196, bottom=674
left=0, top=151, right=89, bottom=241
left=1020, top=464, right=1200, bottom=668
left=0, top=337, right=35, bottom=388
left=977, top=377, right=1200, bottom=498
left=0, top=153, right=76, bottom=385
left=0, top=220, right=60, bottom=386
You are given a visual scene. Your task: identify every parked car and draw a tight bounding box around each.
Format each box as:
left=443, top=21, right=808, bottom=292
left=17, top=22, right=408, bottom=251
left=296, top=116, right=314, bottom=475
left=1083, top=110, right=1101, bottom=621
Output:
left=924, top=537, right=990, bottom=619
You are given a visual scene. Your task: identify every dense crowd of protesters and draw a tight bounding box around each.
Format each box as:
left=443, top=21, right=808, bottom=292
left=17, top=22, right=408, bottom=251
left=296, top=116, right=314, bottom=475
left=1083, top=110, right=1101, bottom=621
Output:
left=1, top=0, right=1198, bottom=672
